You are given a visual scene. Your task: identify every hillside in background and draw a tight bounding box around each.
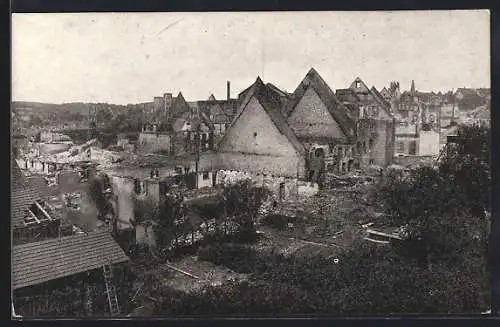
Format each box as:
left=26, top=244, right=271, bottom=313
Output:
left=11, top=101, right=131, bottom=116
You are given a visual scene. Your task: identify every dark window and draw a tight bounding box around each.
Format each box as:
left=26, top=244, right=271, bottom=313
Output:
left=253, top=132, right=257, bottom=137
left=397, top=141, right=405, bottom=153
left=202, top=172, right=209, bottom=180
left=134, top=179, right=141, bottom=194
left=369, top=138, right=374, bottom=150
left=409, top=141, right=417, bottom=155
left=369, top=159, right=374, bottom=165
left=315, top=148, right=324, bottom=157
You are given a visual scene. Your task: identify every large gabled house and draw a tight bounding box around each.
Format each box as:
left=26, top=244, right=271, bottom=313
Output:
left=216, top=77, right=307, bottom=200
left=215, top=69, right=397, bottom=195
left=284, top=68, right=359, bottom=179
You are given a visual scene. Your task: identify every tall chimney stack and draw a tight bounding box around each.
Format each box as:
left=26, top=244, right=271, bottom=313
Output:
left=227, top=81, right=230, bottom=100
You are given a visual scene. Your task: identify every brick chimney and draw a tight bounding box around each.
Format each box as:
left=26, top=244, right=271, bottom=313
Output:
left=227, top=81, right=230, bottom=100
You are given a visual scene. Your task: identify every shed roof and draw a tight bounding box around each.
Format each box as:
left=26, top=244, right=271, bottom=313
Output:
left=12, top=231, right=129, bottom=290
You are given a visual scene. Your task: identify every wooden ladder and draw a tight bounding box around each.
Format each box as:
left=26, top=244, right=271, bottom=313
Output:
left=102, top=264, right=120, bottom=316
left=86, top=284, right=94, bottom=315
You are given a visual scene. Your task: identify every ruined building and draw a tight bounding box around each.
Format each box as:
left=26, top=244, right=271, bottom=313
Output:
left=211, top=68, right=396, bottom=197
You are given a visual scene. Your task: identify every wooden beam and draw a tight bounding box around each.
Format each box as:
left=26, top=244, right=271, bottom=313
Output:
left=161, top=263, right=201, bottom=279
left=35, top=201, right=53, bottom=221
left=28, top=210, right=40, bottom=224
left=366, top=228, right=403, bottom=240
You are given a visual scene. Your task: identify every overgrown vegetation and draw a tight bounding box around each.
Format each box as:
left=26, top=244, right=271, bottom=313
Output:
left=148, top=124, right=491, bottom=315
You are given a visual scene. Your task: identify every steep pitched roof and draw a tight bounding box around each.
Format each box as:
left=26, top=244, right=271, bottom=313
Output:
left=220, top=77, right=305, bottom=156
left=266, top=83, right=290, bottom=97
left=208, top=94, right=216, bottom=101
left=349, top=77, right=371, bottom=94
left=370, top=86, right=393, bottom=116
left=12, top=231, right=129, bottom=290
left=171, top=92, right=191, bottom=117
left=285, top=68, right=356, bottom=137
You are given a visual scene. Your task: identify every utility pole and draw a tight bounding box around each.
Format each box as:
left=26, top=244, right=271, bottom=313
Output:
left=195, top=125, right=200, bottom=189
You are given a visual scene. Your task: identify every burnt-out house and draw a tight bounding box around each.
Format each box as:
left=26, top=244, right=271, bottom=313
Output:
left=197, top=81, right=239, bottom=138
left=337, top=77, right=396, bottom=168
left=138, top=92, right=193, bottom=155
left=283, top=68, right=357, bottom=180
left=102, top=152, right=220, bottom=248
left=170, top=111, right=215, bottom=156
left=12, top=231, right=129, bottom=317
left=11, top=159, right=72, bottom=245
left=215, top=77, right=307, bottom=199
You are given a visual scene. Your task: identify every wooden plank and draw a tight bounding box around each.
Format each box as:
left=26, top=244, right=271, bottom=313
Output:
left=28, top=210, right=40, bottom=224
left=364, top=237, right=390, bottom=244
left=288, top=237, right=343, bottom=248
left=366, top=229, right=402, bottom=240
left=35, top=201, right=53, bottom=221
left=161, top=263, right=201, bottom=279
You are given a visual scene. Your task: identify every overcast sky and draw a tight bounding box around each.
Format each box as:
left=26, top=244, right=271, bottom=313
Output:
left=12, top=10, right=490, bottom=105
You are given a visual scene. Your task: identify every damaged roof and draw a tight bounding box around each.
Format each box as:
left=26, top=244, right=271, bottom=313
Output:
left=284, top=68, right=356, bottom=138
left=222, top=77, right=305, bottom=156
left=11, top=169, right=52, bottom=228
left=12, top=231, right=129, bottom=290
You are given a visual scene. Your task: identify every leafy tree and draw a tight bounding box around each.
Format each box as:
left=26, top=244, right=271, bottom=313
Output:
left=222, top=180, right=271, bottom=240
left=378, top=124, right=490, bottom=268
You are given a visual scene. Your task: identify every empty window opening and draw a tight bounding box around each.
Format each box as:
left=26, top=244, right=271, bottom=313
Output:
left=308, top=170, right=315, bottom=182
left=369, top=159, right=375, bottom=165
left=253, top=132, right=257, bottom=138
left=279, top=182, right=285, bottom=201
left=397, top=141, right=405, bottom=153
left=347, top=160, right=354, bottom=172
left=315, top=148, right=324, bottom=158
left=355, top=81, right=361, bottom=88
left=202, top=172, right=210, bottom=180
left=134, top=179, right=147, bottom=195
left=337, top=146, right=344, bottom=157
left=369, top=138, right=374, bottom=150
left=409, top=141, right=417, bottom=155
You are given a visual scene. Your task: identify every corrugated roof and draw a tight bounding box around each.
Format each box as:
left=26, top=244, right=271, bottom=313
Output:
left=12, top=231, right=129, bottom=290
left=284, top=68, right=356, bottom=138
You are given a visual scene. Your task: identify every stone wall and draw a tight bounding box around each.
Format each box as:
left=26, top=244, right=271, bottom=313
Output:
left=216, top=152, right=306, bottom=179
left=215, top=169, right=315, bottom=201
